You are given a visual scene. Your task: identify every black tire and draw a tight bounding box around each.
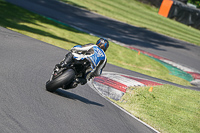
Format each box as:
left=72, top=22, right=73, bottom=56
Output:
left=46, top=69, right=75, bottom=92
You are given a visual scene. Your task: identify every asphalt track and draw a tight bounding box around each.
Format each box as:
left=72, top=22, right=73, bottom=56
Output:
left=0, top=27, right=159, bottom=132
left=5, top=0, right=200, bottom=90
left=1, top=0, right=200, bottom=132
left=6, top=0, right=200, bottom=72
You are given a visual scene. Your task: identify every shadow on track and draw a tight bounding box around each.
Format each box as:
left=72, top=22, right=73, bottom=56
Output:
left=57, top=1, right=188, bottom=51
left=54, top=89, right=104, bottom=107
left=0, top=1, right=84, bottom=45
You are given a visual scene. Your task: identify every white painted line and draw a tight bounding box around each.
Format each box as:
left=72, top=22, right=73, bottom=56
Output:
left=88, top=80, right=160, bottom=133
left=102, top=71, right=164, bottom=85
left=162, top=59, right=200, bottom=73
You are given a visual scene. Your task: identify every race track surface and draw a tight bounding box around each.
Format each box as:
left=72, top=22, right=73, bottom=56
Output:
left=0, top=27, right=156, bottom=133
left=2, top=0, right=200, bottom=132
left=6, top=0, right=200, bottom=72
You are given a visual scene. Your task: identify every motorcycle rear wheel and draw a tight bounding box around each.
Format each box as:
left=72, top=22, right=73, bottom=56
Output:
left=46, top=69, right=75, bottom=92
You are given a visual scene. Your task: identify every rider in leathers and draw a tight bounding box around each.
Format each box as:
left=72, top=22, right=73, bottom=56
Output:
left=56, top=38, right=109, bottom=89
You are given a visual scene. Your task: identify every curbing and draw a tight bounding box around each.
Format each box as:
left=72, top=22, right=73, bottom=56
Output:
left=88, top=79, right=160, bottom=133
left=92, top=72, right=163, bottom=101
left=125, top=45, right=200, bottom=87
left=32, top=9, right=200, bottom=87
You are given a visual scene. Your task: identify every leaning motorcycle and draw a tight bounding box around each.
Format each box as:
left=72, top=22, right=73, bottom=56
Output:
left=46, top=52, right=90, bottom=92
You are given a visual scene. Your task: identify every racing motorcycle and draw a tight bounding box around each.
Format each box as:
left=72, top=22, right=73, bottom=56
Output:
left=46, top=52, right=91, bottom=92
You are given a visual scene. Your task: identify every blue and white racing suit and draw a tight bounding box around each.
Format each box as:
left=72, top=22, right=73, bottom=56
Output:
left=71, top=43, right=107, bottom=80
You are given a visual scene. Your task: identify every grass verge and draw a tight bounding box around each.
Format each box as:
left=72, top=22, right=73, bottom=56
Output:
left=0, top=0, right=191, bottom=86
left=60, top=0, right=200, bottom=46
left=1, top=1, right=200, bottom=132
left=111, top=85, right=200, bottom=133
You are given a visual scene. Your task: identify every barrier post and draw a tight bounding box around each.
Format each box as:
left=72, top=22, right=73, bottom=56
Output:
left=158, top=0, right=174, bottom=17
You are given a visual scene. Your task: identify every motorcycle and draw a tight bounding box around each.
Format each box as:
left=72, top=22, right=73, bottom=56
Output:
left=46, top=52, right=91, bottom=92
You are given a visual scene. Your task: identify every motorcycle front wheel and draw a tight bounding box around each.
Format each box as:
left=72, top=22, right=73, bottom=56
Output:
left=46, top=69, right=75, bottom=92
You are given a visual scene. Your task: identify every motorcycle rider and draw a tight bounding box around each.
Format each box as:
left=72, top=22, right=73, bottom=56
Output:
left=55, top=38, right=109, bottom=89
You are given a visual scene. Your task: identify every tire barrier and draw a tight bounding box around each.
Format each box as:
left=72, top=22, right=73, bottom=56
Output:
left=159, top=0, right=200, bottom=30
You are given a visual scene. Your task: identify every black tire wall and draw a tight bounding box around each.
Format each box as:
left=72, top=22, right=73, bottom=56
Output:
left=46, top=69, right=75, bottom=92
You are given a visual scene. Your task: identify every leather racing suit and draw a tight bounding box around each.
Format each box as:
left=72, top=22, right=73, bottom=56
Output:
left=71, top=43, right=107, bottom=80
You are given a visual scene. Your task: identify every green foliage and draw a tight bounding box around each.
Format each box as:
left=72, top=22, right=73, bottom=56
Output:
left=0, top=0, right=192, bottom=86
left=1, top=1, right=199, bottom=132
left=188, top=0, right=200, bottom=8
left=60, top=0, right=200, bottom=46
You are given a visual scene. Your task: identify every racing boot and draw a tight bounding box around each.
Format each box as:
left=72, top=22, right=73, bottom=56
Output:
left=55, top=52, right=73, bottom=69
left=76, top=77, right=87, bottom=85
left=63, top=81, right=78, bottom=89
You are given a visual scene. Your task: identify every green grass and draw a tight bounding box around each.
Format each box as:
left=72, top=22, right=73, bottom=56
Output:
left=0, top=0, right=191, bottom=86
left=60, top=0, right=200, bottom=46
left=0, top=0, right=90, bottom=50
left=111, top=85, right=200, bottom=133
left=1, top=1, right=199, bottom=132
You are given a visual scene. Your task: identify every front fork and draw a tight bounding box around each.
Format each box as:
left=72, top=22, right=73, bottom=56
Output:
left=49, top=71, right=54, bottom=81
left=49, top=66, right=65, bottom=81
left=50, top=52, right=73, bottom=81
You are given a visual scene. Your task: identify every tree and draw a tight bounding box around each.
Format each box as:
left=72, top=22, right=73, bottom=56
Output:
left=188, top=0, right=200, bottom=8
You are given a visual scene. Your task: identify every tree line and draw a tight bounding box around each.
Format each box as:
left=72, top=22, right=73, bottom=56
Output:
left=188, top=0, right=200, bottom=8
